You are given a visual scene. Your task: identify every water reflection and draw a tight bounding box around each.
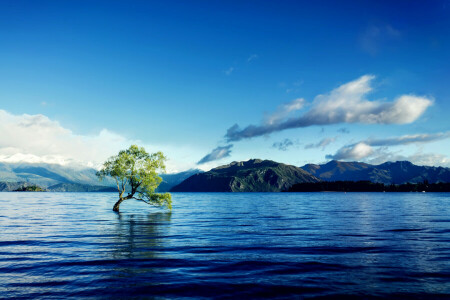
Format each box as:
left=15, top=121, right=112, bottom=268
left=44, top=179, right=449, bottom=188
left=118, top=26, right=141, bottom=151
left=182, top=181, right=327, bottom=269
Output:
left=111, top=212, right=172, bottom=260
left=1, top=192, right=450, bottom=298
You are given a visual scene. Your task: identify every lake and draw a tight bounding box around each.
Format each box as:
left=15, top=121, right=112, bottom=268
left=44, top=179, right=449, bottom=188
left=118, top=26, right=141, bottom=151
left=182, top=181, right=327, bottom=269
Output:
left=1, top=192, right=449, bottom=299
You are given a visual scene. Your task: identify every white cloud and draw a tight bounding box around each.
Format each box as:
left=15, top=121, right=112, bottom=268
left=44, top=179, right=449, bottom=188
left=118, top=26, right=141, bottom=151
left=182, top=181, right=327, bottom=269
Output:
left=197, top=145, right=233, bottom=164
left=0, top=109, right=221, bottom=173
left=0, top=110, right=134, bottom=168
left=366, top=132, right=450, bottom=147
left=302, top=75, right=432, bottom=125
left=327, top=142, right=374, bottom=160
left=404, top=153, right=450, bottom=167
left=326, top=131, right=450, bottom=167
left=264, top=98, right=305, bottom=125
left=367, top=151, right=450, bottom=167
left=226, top=75, right=433, bottom=141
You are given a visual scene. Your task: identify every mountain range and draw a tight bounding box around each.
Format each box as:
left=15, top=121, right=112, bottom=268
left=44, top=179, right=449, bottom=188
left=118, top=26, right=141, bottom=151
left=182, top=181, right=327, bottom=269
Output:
left=171, top=159, right=320, bottom=192
left=0, top=159, right=449, bottom=192
left=0, top=162, right=107, bottom=187
left=0, top=162, right=115, bottom=191
left=302, top=160, right=450, bottom=184
left=0, top=162, right=202, bottom=192
left=171, top=159, right=450, bottom=192
left=156, top=169, right=203, bottom=192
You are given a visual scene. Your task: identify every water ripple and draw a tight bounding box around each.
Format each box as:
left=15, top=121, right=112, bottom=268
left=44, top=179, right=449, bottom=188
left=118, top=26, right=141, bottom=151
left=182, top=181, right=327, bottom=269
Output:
left=0, top=192, right=449, bottom=298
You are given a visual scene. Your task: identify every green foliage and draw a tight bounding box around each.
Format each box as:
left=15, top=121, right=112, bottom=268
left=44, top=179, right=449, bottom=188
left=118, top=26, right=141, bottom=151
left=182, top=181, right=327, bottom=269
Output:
left=13, top=184, right=46, bottom=192
left=96, top=145, right=172, bottom=210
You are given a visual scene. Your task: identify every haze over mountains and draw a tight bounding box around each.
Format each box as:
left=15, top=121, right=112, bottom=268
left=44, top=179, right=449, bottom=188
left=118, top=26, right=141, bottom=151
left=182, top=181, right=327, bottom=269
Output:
left=0, top=162, right=116, bottom=192
left=0, top=161, right=201, bottom=192
left=0, top=159, right=449, bottom=192
left=0, top=162, right=101, bottom=187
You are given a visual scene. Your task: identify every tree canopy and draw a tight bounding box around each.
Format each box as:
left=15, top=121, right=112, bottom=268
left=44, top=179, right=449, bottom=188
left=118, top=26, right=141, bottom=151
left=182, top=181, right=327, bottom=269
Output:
left=96, top=145, right=172, bottom=212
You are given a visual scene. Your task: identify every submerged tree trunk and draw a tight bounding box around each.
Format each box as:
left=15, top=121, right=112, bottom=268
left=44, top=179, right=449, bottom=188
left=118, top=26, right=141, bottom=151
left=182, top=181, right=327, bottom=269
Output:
left=112, top=194, right=133, bottom=212
left=113, top=198, right=125, bottom=212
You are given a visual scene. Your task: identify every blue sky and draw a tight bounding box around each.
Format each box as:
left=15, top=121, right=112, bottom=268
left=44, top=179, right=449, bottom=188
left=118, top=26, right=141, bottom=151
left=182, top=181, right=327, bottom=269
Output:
left=0, top=0, right=449, bottom=171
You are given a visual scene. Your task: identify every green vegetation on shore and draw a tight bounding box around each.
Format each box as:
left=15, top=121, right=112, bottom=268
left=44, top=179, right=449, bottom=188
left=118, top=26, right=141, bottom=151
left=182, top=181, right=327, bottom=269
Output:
left=13, top=185, right=46, bottom=192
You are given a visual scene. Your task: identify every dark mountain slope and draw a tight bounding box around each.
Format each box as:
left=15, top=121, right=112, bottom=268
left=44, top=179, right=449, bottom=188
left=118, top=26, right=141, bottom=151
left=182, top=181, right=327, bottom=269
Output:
left=302, top=160, right=373, bottom=181
left=171, top=159, right=320, bottom=192
left=156, top=169, right=203, bottom=192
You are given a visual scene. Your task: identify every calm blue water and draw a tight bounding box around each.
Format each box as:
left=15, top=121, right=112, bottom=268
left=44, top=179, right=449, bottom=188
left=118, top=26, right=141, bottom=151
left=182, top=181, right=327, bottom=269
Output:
left=1, top=192, right=450, bottom=299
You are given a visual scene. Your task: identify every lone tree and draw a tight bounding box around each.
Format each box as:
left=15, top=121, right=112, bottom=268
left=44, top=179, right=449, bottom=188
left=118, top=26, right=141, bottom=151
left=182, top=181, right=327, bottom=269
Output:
left=96, top=145, right=172, bottom=212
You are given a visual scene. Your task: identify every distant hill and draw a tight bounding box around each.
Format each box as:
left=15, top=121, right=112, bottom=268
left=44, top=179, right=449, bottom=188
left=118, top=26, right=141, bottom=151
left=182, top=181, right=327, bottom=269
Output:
left=0, top=162, right=203, bottom=192
left=171, top=159, right=320, bottom=192
left=13, top=184, right=46, bottom=192
left=47, top=183, right=116, bottom=192
left=0, top=181, right=28, bottom=192
left=0, top=162, right=110, bottom=187
left=1, top=160, right=448, bottom=192
left=301, top=160, right=450, bottom=184
left=157, top=169, right=203, bottom=192
left=0, top=162, right=117, bottom=192
left=0, top=181, right=116, bottom=192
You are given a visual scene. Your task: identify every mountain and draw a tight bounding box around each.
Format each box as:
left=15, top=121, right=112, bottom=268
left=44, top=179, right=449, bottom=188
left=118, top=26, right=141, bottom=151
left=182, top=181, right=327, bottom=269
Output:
left=0, top=181, right=27, bottom=192
left=301, top=160, right=450, bottom=184
left=1, top=160, right=448, bottom=192
left=171, top=159, right=320, bottom=192
left=0, top=162, right=116, bottom=191
left=0, top=162, right=202, bottom=192
left=47, top=183, right=117, bottom=192
left=0, top=162, right=110, bottom=187
left=156, top=169, right=203, bottom=192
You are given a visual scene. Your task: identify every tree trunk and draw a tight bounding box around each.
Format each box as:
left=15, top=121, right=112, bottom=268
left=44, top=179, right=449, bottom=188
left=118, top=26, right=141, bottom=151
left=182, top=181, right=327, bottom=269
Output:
left=113, top=198, right=124, bottom=212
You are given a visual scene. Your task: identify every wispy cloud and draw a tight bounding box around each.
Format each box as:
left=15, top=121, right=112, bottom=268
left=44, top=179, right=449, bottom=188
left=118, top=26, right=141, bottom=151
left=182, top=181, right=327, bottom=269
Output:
left=272, top=138, right=295, bottom=151
left=247, top=54, right=259, bottom=62
left=225, top=75, right=433, bottom=142
left=366, top=132, right=450, bottom=147
left=326, top=132, right=450, bottom=162
left=360, top=24, right=401, bottom=55
left=264, top=98, right=305, bottom=125
left=330, top=145, right=450, bottom=167
left=338, top=127, right=350, bottom=134
left=197, top=145, right=233, bottom=164
left=280, top=79, right=304, bottom=94
left=380, top=152, right=450, bottom=167
left=304, top=137, right=336, bottom=150
left=224, top=67, right=234, bottom=75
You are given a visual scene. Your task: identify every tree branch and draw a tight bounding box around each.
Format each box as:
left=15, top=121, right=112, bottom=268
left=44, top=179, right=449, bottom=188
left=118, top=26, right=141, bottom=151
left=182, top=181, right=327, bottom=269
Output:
left=114, top=177, right=120, bottom=194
